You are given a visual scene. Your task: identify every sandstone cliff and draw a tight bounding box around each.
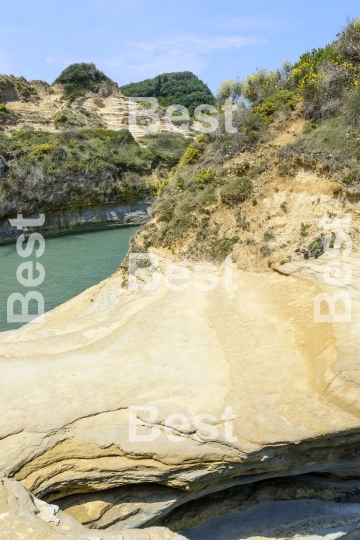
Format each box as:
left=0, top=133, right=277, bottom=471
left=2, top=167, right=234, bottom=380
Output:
left=1, top=247, right=360, bottom=538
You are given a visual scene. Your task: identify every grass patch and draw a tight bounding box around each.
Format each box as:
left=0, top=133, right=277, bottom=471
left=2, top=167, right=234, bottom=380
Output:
left=301, top=222, right=311, bottom=237
left=220, top=177, right=252, bottom=206
left=278, top=116, right=360, bottom=176
left=263, top=231, right=275, bottom=241
left=279, top=116, right=360, bottom=173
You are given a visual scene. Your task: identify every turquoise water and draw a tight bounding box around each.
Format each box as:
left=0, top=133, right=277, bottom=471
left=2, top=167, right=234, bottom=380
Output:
left=0, top=227, right=138, bottom=332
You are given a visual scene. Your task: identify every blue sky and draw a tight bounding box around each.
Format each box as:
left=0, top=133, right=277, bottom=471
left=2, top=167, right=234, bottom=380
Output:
left=0, top=0, right=359, bottom=92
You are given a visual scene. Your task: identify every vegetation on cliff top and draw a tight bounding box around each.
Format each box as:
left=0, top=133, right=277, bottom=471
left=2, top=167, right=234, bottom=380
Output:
left=53, top=63, right=113, bottom=101
left=2, top=18, right=360, bottom=265
left=0, top=129, right=190, bottom=218
left=0, top=74, right=39, bottom=103
left=132, top=18, right=360, bottom=263
left=120, top=71, right=215, bottom=116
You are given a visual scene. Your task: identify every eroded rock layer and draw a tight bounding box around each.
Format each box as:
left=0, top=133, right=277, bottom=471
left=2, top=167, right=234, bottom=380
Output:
left=1, top=248, right=360, bottom=538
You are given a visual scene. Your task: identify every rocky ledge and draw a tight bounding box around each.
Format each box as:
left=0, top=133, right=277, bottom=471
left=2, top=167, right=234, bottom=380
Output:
left=0, top=200, right=151, bottom=244
left=1, top=251, right=360, bottom=539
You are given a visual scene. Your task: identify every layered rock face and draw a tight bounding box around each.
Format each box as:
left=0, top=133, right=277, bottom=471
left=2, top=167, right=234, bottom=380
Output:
left=0, top=201, right=151, bottom=244
left=0, top=78, right=191, bottom=138
left=1, top=248, right=360, bottom=538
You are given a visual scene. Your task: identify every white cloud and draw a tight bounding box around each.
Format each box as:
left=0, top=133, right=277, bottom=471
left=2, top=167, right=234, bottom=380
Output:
left=103, top=34, right=266, bottom=83
left=42, top=33, right=266, bottom=85
left=201, top=16, right=283, bottom=31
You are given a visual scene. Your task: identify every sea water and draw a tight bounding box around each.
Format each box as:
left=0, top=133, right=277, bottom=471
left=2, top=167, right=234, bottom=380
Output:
left=0, top=227, right=138, bottom=332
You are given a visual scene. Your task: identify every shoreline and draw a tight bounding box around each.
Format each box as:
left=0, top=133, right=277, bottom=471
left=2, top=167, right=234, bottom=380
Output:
left=0, top=199, right=151, bottom=245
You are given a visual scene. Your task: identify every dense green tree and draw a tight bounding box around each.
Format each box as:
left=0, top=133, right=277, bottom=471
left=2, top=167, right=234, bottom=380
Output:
left=120, top=72, right=215, bottom=116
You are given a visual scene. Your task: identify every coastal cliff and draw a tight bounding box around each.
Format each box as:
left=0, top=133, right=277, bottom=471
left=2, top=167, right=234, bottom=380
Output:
left=0, top=200, right=151, bottom=244
left=2, top=19, right=360, bottom=540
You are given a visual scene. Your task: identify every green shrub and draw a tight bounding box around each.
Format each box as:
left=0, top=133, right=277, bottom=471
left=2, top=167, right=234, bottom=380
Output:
left=277, top=162, right=294, bottom=176
left=343, top=170, right=360, bottom=184
left=0, top=103, right=18, bottom=124
left=54, top=113, right=67, bottom=126
left=336, top=18, right=360, bottom=63
left=212, top=107, right=268, bottom=161
left=280, top=201, right=288, bottom=212
left=155, top=197, right=177, bottom=222
left=291, top=44, right=340, bottom=96
left=254, top=89, right=296, bottom=122
left=303, top=120, right=317, bottom=133
left=290, top=29, right=360, bottom=121
left=237, top=109, right=267, bottom=143
left=220, top=177, right=252, bottom=206
left=141, top=132, right=191, bottom=167
left=278, top=116, right=360, bottom=176
left=344, top=84, right=360, bottom=129
left=249, top=160, right=268, bottom=178
left=13, top=77, right=37, bottom=100
left=158, top=213, right=195, bottom=244
left=0, top=129, right=188, bottom=218
left=260, top=245, right=272, bottom=258
left=195, top=185, right=217, bottom=208
left=233, top=162, right=250, bottom=176
left=206, top=236, right=239, bottom=260
left=54, top=63, right=111, bottom=99
left=217, top=64, right=292, bottom=105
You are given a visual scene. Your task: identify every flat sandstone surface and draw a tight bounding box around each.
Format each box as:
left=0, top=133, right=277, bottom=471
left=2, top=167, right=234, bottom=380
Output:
left=1, top=250, right=360, bottom=538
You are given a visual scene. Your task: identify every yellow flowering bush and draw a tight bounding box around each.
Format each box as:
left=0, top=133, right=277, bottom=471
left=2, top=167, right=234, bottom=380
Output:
left=291, top=26, right=360, bottom=120
left=215, top=79, right=243, bottom=101
left=215, top=19, right=360, bottom=125
left=193, top=167, right=215, bottom=188
left=54, top=113, right=67, bottom=126
left=179, top=143, right=203, bottom=167
left=242, top=69, right=280, bottom=103
left=216, top=64, right=292, bottom=105
left=30, top=143, right=54, bottom=158
left=291, top=44, right=340, bottom=99
left=156, top=177, right=170, bottom=197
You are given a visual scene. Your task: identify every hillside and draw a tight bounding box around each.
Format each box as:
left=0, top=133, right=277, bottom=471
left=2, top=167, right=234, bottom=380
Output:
left=129, top=18, right=360, bottom=272
left=120, top=71, right=215, bottom=115
left=0, top=64, right=194, bottom=239
left=0, top=70, right=167, bottom=136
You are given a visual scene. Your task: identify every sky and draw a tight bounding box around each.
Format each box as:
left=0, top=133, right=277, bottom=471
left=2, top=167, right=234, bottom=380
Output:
left=0, top=1, right=359, bottom=92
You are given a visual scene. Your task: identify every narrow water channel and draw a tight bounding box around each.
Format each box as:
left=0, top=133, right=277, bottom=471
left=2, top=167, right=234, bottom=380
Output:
left=0, top=226, right=138, bottom=332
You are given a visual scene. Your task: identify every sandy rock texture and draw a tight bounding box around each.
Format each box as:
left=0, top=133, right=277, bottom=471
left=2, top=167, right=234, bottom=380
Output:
left=0, top=473, right=184, bottom=540
left=1, top=247, right=360, bottom=538
left=2, top=80, right=192, bottom=138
